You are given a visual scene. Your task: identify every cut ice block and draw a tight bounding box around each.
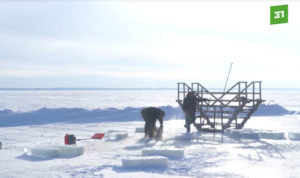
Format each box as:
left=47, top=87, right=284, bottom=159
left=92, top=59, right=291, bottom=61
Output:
left=142, top=148, right=184, bottom=159
left=121, top=156, right=168, bottom=168
left=58, top=145, right=84, bottom=157
left=259, top=132, right=285, bottom=140
left=135, top=127, right=144, bottom=133
left=107, top=131, right=128, bottom=141
left=24, top=146, right=60, bottom=159
left=288, top=132, right=300, bottom=141
left=230, top=130, right=260, bottom=140
left=224, top=129, right=232, bottom=136
left=24, top=145, right=84, bottom=159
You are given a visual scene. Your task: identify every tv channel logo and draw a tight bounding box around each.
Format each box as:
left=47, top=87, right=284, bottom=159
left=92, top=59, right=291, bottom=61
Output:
left=270, top=5, right=288, bottom=25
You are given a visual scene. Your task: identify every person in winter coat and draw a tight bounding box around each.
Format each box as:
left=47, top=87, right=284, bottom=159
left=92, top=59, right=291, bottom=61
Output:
left=182, top=92, right=207, bottom=133
left=140, top=107, right=165, bottom=139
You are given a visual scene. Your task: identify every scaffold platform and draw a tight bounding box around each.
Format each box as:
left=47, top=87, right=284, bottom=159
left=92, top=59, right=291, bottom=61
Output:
left=177, top=81, right=264, bottom=131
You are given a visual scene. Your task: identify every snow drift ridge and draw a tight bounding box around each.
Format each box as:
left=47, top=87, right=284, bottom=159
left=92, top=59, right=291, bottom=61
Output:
left=0, top=103, right=297, bottom=127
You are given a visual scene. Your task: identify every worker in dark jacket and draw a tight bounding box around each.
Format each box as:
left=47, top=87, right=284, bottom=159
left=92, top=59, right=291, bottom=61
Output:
left=182, top=92, right=207, bottom=133
left=140, top=107, right=165, bottom=139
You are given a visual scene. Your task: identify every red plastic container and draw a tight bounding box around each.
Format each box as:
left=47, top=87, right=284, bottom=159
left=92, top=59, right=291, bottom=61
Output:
left=65, top=134, right=69, bottom=145
left=65, top=134, right=76, bottom=145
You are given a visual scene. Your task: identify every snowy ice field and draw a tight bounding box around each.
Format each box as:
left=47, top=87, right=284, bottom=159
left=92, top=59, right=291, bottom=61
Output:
left=1, top=89, right=300, bottom=178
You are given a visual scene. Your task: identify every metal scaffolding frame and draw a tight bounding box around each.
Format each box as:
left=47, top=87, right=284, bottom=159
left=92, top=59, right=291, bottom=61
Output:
left=177, top=81, right=264, bottom=131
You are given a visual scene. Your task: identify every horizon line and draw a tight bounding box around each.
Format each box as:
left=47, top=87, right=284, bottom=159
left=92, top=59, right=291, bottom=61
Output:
left=1, top=87, right=300, bottom=91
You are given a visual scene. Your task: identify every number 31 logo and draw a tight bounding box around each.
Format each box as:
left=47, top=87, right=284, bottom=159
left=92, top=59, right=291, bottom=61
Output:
left=270, top=5, right=288, bottom=25
left=274, top=11, right=285, bottom=19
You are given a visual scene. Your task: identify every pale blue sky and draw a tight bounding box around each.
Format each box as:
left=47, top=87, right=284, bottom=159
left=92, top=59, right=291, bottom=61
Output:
left=0, top=1, right=299, bottom=88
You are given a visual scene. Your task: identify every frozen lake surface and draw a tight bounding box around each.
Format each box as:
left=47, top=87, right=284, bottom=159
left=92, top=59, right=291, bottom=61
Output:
left=0, top=89, right=300, bottom=177
left=1, top=118, right=300, bottom=178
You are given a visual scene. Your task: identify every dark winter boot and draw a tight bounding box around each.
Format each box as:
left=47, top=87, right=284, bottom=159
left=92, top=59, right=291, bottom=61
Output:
left=184, top=124, right=190, bottom=133
left=194, top=123, right=201, bottom=131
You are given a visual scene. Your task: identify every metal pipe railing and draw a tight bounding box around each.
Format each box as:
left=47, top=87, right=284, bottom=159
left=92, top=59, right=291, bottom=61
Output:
left=177, top=81, right=263, bottom=130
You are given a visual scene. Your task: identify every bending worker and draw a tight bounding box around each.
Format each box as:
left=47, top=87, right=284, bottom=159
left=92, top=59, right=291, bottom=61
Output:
left=140, top=107, right=165, bottom=139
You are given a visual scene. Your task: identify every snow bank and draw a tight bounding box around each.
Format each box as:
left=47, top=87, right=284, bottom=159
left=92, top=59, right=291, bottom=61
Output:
left=106, top=130, right=128, bottom=141
left=288, top=133, right=300, bottom=141
left=142, top=148, right=184, bottom=159
left=0, top=106, right=182, bottom=127
left=24, top=145, right=84, bottom=159
left=121, top=156, right=168, bottom=169
left=253, top=102, right=296, bottom=116
left=135, top=127, right=144, bottom=133
left=0, top=103, right=297, bottom=127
